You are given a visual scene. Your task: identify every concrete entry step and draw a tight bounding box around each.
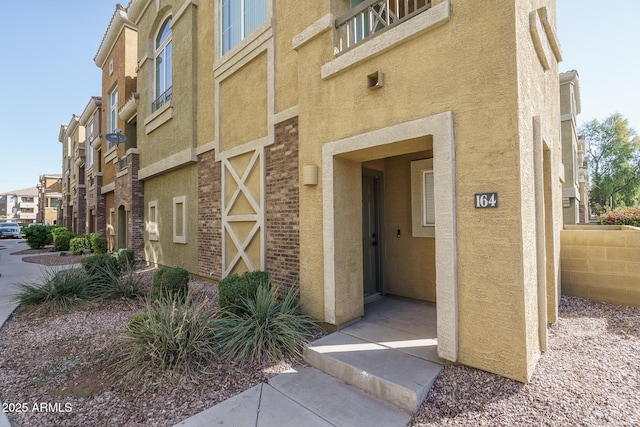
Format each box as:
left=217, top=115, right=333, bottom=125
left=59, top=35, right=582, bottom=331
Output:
left=304, top=298, right=443, bottom=413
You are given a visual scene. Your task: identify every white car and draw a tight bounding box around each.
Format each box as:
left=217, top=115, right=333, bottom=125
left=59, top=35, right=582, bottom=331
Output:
left=0, top=222, right=22, bottom=239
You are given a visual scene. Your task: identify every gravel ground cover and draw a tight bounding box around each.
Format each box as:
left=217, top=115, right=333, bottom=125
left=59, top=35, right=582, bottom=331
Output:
left=411, top=296, right=640, bottom=426
left=0, top=268, right=295, bottom=427
left=1, top=251, right=638, bottom=426
left=11, top=246, right=89, bottom=266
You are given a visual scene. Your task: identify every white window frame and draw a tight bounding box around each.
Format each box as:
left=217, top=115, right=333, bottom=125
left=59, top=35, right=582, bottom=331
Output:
left=148, top=201, right=159, bottom=241
left=172, top=196, right=187, bottom=244
left=411, top=158, right=435, bottom=238
left=109, top=208, right=116, bottom=236
left=220, top=0, right=267, bottom=55
left=108, top=86, right=118, bottom=135
left=153, top=16, right=173, bottom=113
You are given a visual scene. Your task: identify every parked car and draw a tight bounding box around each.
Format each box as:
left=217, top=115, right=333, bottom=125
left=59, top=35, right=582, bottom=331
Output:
left=0, top=222, right=22, bottom=239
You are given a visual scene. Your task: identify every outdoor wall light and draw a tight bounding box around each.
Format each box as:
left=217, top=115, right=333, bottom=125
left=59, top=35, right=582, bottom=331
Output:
left=367, top=70, right=384, bottom=90
left=303, top=164, right=318, bottom=186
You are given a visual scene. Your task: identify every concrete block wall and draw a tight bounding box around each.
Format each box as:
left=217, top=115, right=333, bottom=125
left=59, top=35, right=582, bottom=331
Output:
left=561, top=225, right=640, bottom=307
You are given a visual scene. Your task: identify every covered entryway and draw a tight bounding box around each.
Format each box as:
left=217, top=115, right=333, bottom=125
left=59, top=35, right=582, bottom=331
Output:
left=321, top=112, right=458, bottom=363
left=362, top=168, right=383, bottom=299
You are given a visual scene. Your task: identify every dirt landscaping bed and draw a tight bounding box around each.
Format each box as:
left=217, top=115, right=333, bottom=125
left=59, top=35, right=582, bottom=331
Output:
left=0, top=268, right=296, bottom=426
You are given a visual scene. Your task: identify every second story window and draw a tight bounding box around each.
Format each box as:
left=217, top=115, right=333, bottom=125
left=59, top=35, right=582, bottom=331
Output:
left=108, top=87, right=118, bottom=135
left=220, top=0, right=267, bottom=55
left=153, top=17, right=173, bottom=113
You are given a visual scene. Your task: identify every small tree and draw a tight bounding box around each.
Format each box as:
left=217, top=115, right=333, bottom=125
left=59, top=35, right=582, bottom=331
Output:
left=582, top=113, right=640, bottom=212
left=24, top=225, right=51, bottom=249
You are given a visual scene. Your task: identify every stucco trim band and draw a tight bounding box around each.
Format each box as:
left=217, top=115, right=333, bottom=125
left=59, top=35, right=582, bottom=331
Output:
left=322, top=111, right=458, bottom=362
left=321, top=0, right=451, bottom=79
left=138, top=147, right=197, bottom=181
left=292, top=14, right=335, bottom=51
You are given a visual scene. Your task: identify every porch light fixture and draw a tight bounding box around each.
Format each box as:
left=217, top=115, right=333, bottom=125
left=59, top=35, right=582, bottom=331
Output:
left=303, top=164, right=318, bottom=186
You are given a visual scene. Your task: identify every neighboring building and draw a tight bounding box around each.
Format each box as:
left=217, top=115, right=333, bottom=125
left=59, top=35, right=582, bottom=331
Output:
left=36, top=174, right=62, bottom=225
left=78, top=97, right=104, bottom=234
left=59, top=0, right=568, bottom=386
left=0, top=187, right=38, bottom=225
left=559, top=70, right=587, bottom=224
left=94, top=4, right=142, bottom=254
left=59, top=115, right=87, bottom=234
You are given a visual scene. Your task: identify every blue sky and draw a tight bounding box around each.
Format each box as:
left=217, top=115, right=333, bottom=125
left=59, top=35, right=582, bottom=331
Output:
left=0, top=1, right=639, bottom=194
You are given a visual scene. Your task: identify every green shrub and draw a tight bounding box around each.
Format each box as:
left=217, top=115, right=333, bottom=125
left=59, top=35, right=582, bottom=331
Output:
left=69, top=237, right=87, bottom=255
left=24, top=224, right=52, bottom=249
left=53, top=231, right=76, bottom=252
left=214, top=285, right=315, bottom=363
left=116, top=296, right=216, bottom=380
left=87, top=233, right=108, bottom=254
left=151, top=267, right=189, bottom=304
left=81, top=253, right=122, bottom=278
left=51, top=226, right=69, bottom=239
left=13, top=268, right=91, bottom=314
left=218, top=271, right=270, bottom=316
left=598, top=207, right=640, bottom=227
left=85, top=261, right=140, bottom=300
left=114, top=248, right=135, bottom=271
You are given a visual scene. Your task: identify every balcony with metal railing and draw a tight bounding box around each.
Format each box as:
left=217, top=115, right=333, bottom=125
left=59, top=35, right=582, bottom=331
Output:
left=335, top=0, right=431, bottom=54
left=152, top=86, right=173, bottom=113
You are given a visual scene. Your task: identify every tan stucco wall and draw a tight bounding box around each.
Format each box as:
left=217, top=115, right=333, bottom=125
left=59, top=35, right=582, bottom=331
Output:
left=136, top=2, right=197, bottom=166
left=293, top=0, right=561, bottom=382
left=561, top=226, right=640, bottom=308
left=382, top=151, right=436, bottom=302
left=196, top=0, right=215, bottom=149
left=143, top=164, right=199, bottom=274
left=219, top=53, right=269, bottom=151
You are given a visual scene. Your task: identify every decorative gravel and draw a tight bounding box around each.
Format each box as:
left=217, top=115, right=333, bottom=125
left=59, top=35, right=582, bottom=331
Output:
left=0, top=268, right=296, bottom=427
left=411, top=296, right=640, bottom=426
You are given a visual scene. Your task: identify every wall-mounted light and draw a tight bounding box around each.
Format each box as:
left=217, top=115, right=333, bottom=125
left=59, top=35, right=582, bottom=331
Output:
left=303, top=164, right=318, bottom=186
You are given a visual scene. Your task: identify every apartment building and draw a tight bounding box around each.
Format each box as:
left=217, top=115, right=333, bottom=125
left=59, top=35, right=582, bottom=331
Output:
left=36, top=174, right=62, bottom=225
left=78, top=97, right=104, bottom=234
left=0, top=187, right=38, bottom=224
left=94, top=4, right=143, bottom=255
left=57, top=0, right=568, bottom=383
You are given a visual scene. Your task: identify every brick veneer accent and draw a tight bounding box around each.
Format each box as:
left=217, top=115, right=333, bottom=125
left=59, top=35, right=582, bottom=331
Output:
left=198, top=150, right=222, bottom=280
left=265, top=117, right=300, bottom=292
left=75, top=186, right=87, bottom=235
left=114, top=152, right=144, bottom=258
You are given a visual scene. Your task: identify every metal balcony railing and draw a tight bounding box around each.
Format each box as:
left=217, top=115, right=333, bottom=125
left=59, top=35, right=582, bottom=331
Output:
left=152, top=86, right=173, bottom=113
left=335, top=0, right=431, bottom=54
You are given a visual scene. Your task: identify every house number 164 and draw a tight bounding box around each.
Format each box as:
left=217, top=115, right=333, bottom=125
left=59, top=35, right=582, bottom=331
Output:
left=474, top=192, right=498, bottom=208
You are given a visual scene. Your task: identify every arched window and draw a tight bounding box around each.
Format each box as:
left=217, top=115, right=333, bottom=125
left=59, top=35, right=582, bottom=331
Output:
left=153, top=17, right=172, bottom=112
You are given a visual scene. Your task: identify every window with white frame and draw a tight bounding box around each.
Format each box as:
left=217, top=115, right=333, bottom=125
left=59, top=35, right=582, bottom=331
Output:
left=108, top=87, right=118, bottom=138
left=153, top=17, right=173, bottom=113
left=410, top=158, right=435, bottom=238
left=173, top=196, right=187, bottom=244
left=220, top=0, right=267, bottom=55
left=148, top=201, right=159, bottom=241
left=109, top=208, right=115, bottom=236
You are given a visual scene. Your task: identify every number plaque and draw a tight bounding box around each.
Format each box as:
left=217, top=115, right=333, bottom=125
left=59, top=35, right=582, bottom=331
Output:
left=474, top=192, right=498, bottom=208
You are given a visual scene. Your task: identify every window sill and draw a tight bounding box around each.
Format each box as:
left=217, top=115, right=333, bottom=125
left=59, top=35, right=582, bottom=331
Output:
left=144, top=101, right=173, bottom=134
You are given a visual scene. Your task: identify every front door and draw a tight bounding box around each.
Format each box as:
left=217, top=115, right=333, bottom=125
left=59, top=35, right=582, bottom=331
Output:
left=362, top=169, right=382, bottom=298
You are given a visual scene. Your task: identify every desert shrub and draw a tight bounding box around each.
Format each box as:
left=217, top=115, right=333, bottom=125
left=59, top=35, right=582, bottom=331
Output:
left=24, top=224, right=51, bottom=249
left=218, top=271, right=270, bottom=316
left=69, top=237, right=87, bottom=255
left=87, top=233, right=108, bottom=254
left=81, top=253, right=122, bottom=278
left=114, top=248, right=135, bottom=271
left=116, top=296, right=216, bottom=380
left=13, top=268, right=91, bottom=314
left=53, top=231, right=76, bottom=252
left=51, top=226, right=69, bottom=239
left=151, top=267, right=190, bottom=304
left=214, top=285, right=315, bottom=363
left=85, top=261, right=140, bottom=300
left=598, top=207, right=640, bottom=227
